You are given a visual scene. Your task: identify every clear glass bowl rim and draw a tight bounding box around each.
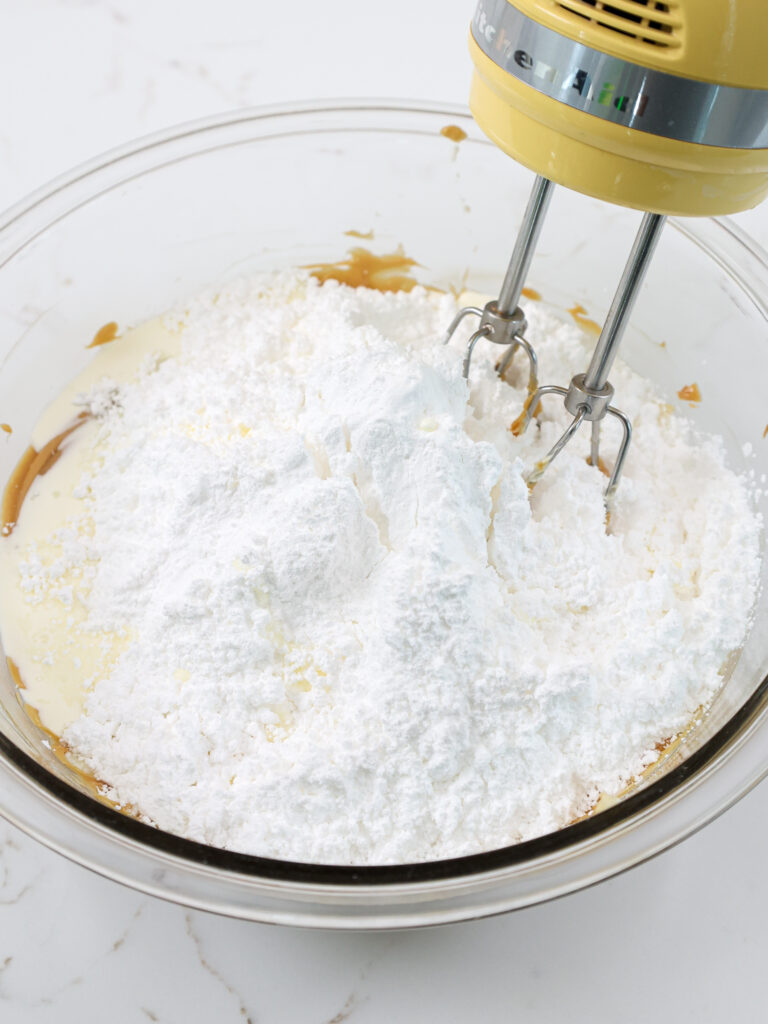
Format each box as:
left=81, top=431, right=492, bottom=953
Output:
left=0, top=99, right=767, bottom=925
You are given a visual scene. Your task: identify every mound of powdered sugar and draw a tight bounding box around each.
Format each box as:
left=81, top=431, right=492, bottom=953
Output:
left=23, top=272, right=762, bottom=863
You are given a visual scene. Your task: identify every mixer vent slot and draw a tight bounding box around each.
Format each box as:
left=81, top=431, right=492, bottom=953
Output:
left=553, top=0, right=683, bottom=50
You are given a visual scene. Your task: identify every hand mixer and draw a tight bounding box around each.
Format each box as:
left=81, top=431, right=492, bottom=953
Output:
left=448, top=0, right=768, bottom=499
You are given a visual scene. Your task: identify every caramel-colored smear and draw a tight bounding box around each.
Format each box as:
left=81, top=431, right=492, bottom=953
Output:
left=307, top=248, right=420, bottom=293
left=576, top=729, right=688, bottom=823
left=9, top=660, right=144, bottom=817
left=521, top=286, right=541, bottom=301
left=763, top=424, right=768, bottom=439
left=7, top=657, right=130, bottom=812
left=1, top=413, right=89, bottom=536
left=440, top=124, right=467, bottom=143
left=6, top=656, right=25, bottom=690
left=509, top=390, right=542, bottom=437
left=447, top=268, right=470, bottom=301
left=587, top=454, right=610, bottom=477
left=568, top=303, right=601, bottom=336
left=87, top=321, right=119, bottom=349
left=0, top=424, right=11, bottom=434
left=498, top=342, right=541, bottom=437
left=344, top=228, right=374, bottom=241
left=526, top=458, right=548, bottom=495
left=677, top=382, right=701, bottom=403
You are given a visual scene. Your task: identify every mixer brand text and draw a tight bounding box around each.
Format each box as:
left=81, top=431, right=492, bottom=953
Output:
left=473, top=2, right=649, bottom=122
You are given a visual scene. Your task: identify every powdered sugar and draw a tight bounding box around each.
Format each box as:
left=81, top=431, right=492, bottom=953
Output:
left=10, top=272, right=762, bottom=863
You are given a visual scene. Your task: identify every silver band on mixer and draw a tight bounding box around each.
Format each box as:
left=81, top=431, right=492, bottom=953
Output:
left=471, top=0, right=768, bottom=149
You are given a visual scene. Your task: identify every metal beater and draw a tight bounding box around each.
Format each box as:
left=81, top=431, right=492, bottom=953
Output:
left=446, top=174, right=664, bottom=500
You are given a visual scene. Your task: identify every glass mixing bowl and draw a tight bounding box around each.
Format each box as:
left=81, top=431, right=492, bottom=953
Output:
left=0, top=101, right=767, bottom=929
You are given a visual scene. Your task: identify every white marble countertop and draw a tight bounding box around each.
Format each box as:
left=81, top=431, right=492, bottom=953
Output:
left=2, top=2, right=768, bottom=1021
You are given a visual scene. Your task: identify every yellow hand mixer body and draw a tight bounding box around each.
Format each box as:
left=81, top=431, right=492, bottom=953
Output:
left=449, top=0, right=768, bottom=494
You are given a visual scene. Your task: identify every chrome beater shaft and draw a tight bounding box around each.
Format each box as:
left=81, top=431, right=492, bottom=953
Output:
left=522, top=211, right=665, bottom=500
left=444, top=174, right=555, bottom=386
